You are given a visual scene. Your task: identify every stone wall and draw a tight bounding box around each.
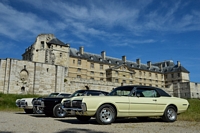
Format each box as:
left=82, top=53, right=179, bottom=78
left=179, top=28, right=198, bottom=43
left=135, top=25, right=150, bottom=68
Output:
left=0, top=58, right=66, bottom=95
left=64, top=77, right=120, bottom=94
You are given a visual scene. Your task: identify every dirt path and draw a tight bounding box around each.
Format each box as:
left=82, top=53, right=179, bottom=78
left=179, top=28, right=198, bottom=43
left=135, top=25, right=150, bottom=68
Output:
left=0, top=111, right=199, bottom=133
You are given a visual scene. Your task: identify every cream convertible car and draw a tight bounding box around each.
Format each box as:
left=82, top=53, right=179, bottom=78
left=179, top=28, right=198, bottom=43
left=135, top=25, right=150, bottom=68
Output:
left=61, top=85, right=189, bottom=125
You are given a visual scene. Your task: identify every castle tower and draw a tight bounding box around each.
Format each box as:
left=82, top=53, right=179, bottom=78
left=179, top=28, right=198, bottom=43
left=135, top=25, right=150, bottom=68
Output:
left=22, top=34, right=70, bottom=68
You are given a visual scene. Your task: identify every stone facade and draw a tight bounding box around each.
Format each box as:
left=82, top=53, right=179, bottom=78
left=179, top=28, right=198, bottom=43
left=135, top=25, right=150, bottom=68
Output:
left=0, top=58, right=67, bottom=95
left=0, top=33, right=199, bottom=98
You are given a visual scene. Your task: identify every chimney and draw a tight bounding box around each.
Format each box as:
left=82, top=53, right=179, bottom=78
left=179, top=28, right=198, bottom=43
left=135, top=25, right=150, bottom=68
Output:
left=159, top=64, right=163, bottom=71
left=79, top=46, right=83, bottom=54
left=177, top=61, right=181, bottom=67
left=136, top=59, right=141, bottom=65
left=101, top=51, right=106, bottom=60
left=122, top=55, right=126, bottom=63
left=147, top=61, right=151, bottom=68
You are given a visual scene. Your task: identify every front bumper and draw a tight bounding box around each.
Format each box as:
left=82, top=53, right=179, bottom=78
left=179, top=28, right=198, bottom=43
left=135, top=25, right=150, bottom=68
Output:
left=16, top=100, right=28, bottom=108
left=61, top=102, right=87, bottom=115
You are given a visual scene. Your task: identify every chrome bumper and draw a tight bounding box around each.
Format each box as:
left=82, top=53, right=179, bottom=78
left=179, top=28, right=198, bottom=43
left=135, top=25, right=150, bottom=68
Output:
left=61, top=103, right=87, bottom=115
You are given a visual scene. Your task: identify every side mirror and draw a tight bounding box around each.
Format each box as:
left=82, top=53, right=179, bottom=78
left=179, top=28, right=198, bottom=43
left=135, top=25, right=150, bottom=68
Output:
left=136, top=93, right=141, bottom=97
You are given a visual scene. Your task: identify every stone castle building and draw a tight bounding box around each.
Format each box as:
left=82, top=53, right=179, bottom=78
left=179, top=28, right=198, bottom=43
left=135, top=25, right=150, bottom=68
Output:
left=0, top=34, right=199, bottom=98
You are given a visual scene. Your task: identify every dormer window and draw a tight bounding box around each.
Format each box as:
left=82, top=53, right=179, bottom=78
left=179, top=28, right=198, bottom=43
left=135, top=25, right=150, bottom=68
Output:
left=108, top=60, right=111, bottom=63
left=90, top=56, right=93, bottom=60
left=131, top=64, right=134, bottom=67
left=116, top=61, right=119, bottom=65
left=99, top=58, right=102, bottom=61
left=77, top=52, right=81, bottom=56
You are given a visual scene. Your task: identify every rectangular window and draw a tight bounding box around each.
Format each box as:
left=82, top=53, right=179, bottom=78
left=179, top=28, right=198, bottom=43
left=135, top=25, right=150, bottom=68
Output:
left=77, top=75, right=81, bottom=78
left=171, top=74, right=174, bottom=78
left=78, top=59, right=81, bottom=65
left=139, top=71, right=142, bottom=76
left=100, top=73, right=103, bottom=76
left=41, top=41, right=44, bottom=48
left=90, top=71, right=94, bottom=75
left=100, top=65, right=103, bottom=70
left=178, top=73, right=180, bottom=77
left=73, top=60, right=75, bottom=64
left=115, top=79, right=118, bottom=83
left=116, top=71, right=119, bottom=75
left=90, top=63, right=94, bottom=68
left=77, top=68, right=81, bottom=72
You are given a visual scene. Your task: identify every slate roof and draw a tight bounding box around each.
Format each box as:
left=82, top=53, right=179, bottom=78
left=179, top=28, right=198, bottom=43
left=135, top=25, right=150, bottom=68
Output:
left=69, top=48, right=190, bottom=74
left=47, top=38, right=67, bottom=46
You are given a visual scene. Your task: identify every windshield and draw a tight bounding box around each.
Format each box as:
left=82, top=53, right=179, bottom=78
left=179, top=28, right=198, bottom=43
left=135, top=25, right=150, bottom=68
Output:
left=69, top=90, right=86, bottom=97
left=48, top=93, right=59, bottom=97
left=108, top=86, right=134, bottom=96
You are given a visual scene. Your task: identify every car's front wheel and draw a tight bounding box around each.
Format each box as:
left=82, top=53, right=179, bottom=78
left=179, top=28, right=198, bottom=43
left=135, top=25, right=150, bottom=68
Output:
left=33, top=106, right=43, bottom=114
left=162, top=106, right=177, bottom=122
left=53, top=103, right=67, bottom=118
left=95, top=104, right=116, bottom=125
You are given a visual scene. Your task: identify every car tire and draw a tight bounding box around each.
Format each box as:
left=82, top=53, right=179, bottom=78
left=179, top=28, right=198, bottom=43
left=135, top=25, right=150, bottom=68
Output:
left=95, top=104, right=116, bottom=125
left=76, top=116, right=91, bottom=122
left=24, top=109, right=33, bottom=114
left=53, top=103, right=67, bottom=118
left=162, top=106, right=177, bottom=122
left=33, top=106, right=43, bottom=114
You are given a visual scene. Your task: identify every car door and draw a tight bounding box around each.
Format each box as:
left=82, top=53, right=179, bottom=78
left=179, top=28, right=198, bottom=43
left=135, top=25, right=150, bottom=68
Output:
left=129, top=88, right=158, bottom=116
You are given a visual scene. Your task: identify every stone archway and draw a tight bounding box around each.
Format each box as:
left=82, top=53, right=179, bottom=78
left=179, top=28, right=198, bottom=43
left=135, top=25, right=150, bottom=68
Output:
left=21, top=86, right=25, bottom=92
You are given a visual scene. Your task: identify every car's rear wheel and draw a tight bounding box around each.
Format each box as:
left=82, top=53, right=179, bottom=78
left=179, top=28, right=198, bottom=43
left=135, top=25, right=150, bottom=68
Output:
left=95, top=104, right=116, bottom=125
left=24, top=109, right=33, bottom=114
left=162, top=106, right=177, bottom=122
left=53, top=103, right=67, bottom=118
left=76, top=116, right=91, bottom=122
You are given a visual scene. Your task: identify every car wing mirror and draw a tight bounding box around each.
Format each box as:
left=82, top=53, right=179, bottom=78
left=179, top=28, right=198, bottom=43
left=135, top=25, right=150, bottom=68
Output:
left=136, top=93, right=141, bottom=97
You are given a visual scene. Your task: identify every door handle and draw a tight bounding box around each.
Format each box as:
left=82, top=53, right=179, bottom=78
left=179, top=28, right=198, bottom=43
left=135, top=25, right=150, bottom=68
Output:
left=153, top=99, right=157, bottom=101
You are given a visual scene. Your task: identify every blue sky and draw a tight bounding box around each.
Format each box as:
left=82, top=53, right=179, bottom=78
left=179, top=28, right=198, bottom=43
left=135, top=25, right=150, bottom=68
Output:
left=0, top=0, right=200, bottom=82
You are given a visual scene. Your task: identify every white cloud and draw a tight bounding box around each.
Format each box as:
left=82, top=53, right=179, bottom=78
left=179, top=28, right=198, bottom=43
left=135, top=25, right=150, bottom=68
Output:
left=0, top=2, right=55, bottom=40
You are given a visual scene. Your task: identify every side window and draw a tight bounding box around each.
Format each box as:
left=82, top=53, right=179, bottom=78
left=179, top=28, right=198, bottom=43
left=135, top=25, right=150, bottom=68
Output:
left=136, top=88, right=158, bottom=97
left=142, top=90, right=157, bottom=97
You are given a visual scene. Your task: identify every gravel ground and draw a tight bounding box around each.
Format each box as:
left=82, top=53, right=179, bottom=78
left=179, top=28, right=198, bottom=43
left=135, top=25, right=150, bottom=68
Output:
left=0, top=111, right=200, bottom=133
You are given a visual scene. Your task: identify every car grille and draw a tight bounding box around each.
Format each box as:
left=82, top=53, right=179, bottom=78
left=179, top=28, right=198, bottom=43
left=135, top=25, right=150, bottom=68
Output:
left=63, top=100, right=83, bottom=108
left=16, top=100, right=27, bottom=107
left=72, top=100, right=82, bottom=108
left=63, top=100, right=71, bottom=108
left=33, top=100, right=43, bottom=106
left=20, top=100, right=26, bottom=106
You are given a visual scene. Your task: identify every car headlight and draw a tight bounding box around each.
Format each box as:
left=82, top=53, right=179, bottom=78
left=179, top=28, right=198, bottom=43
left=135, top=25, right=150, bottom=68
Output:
left=63, top=100, right=71, bottom=108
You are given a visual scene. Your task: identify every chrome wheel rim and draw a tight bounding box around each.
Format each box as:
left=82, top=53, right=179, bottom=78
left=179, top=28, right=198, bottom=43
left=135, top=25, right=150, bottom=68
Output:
left=56, top=106, right=65, bottom=117
left=167, top=108, right=176, bottom=120
left=99, top=107, right=113, bottom=123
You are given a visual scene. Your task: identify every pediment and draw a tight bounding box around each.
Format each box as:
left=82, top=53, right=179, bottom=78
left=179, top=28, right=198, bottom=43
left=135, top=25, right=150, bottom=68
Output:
left=110, top=64, right=136, bottom=73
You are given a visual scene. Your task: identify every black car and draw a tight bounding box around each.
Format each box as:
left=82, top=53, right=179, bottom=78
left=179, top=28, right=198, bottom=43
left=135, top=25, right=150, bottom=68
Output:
left=32, top=93, right=71, bottom=114
left=33, top=90, right=109, bottom=118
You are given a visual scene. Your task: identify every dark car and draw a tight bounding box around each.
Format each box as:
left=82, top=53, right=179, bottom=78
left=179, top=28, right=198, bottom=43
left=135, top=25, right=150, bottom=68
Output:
left=32, top=93, right=71, bottom=114
left=33, top=90, right=109, bottom=118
